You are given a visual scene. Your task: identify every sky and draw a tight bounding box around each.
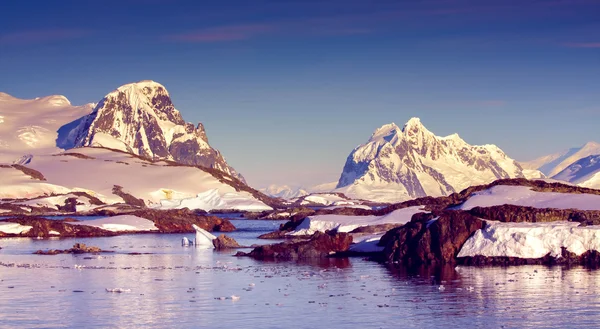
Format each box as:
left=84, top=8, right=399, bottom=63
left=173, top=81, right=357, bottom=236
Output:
left=0, top=0, right=599, bottom=188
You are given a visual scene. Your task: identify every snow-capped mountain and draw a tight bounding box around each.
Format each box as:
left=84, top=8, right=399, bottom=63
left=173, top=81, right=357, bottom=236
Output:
left=521, top=141, right=600, bottom=177
left=67, top=80, right=243, bottom=181
left=260, top=184, right=309, bottom=200
left=0, top=92, right=94, bottom=163
left=552, top=154, right=600, bottom=189
left=335, top=117, right=539, bottom=202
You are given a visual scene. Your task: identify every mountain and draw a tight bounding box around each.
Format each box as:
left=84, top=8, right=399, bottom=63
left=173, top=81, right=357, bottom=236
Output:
left=67, top=80, right=243, bottom=181
left=521, top=141, right=600, bottom=177
left=0, top=82, right=277, bottom=212
left=552, top=154, right=600, bottom=189
left=0, top=92, right=94, bottom=163
left=335, top=117, right=540, bottom=202
left=260, top=184, right=309, bottom=200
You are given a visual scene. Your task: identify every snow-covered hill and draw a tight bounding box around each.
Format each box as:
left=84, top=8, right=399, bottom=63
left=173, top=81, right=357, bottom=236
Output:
left=260, top=184, right=308, bottom=200
left=521, top=141, right=600, bottom=177
left=67, top=80, right=243, bottom=181
left=0, top=147, right=272, bottom=212
left=552, top=154, right=600, bottom=189
left=0, top=92, right=94, bottom=163
left=335, top=118, right=540, bottom=202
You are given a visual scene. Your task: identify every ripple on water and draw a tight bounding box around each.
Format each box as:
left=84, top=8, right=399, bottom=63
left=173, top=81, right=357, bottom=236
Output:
left=1, top=221, right=600, bottom=328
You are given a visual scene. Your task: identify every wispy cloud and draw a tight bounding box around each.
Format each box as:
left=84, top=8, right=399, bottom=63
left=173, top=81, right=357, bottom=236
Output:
left=165, top=24, right=273, bottom=42
left=0, top=28, right=88, bottom=45
left=164, top=12, right=382, bottom=43
left=563, top=42, right=600, bottom=48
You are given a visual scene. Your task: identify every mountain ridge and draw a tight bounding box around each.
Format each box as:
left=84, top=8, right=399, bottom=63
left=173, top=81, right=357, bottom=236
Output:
left=335, top=117, right=541, bottom=202
left=65, top=80, right=244, bottom=181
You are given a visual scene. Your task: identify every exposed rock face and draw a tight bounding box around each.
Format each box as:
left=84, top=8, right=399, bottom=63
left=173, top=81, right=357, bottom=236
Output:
left=459, top=248, right=600, bottom=267
left=0, top=209, right=234, bottom=238
left=336, top=118, right=538, bottom=202
left=68, top=80, right=244, bottom=181
left=0, top=217, right=117, bottom=238
left=112, top=185, right=145, bottom=207
left=129, top=209, right=236, bottom=232
left=238, top=231, right=352, bottom=260
left=379, top=211, right=484, bottom=265
left=212, top=234, right=242, bottom=249
left=468, top=205, right=600, bottom=225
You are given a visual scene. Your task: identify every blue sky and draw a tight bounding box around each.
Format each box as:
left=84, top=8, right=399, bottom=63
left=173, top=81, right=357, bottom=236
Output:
left=0, top=0, right=599, bottom=187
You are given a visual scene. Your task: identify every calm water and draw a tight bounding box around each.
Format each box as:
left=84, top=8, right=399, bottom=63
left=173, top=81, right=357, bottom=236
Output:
left=2, top=219, right=600, bottom=328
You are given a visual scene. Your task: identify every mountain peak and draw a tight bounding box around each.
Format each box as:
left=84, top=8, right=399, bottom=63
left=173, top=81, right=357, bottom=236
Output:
left=582, top=141, right=600, bottom=149
left=67, top=80, right=244, bottom=182
left=38, top=95, right=71, bottom=106
left=370, top=122, right=400, bottom=142
left=337, top=119, right=531, bottom=202
left=110, top=80, right=170, bottom=98
left=403, top=117, right=422, bottom=128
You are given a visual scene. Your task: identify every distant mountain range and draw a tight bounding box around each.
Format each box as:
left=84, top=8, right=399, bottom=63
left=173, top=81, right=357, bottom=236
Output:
left=260, top=185, right=309, bottom=200
left=1, top=81, right=598, bottom=207
left=521, top=141, right=600, bottom=189
left=521, top=141, right=600, bottom=177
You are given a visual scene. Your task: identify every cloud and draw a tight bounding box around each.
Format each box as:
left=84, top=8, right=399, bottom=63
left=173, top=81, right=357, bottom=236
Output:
left=165, top=24, right=273, bottom=42
left=0, top=28, right=87, bottom=45
left=563, top=42, right=600, bottom=48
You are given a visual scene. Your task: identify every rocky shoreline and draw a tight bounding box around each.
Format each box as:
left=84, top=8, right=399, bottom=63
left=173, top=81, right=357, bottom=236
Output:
left=4, top=179, right=600, bottom=267
left=0, top=208, right=235, bottom=238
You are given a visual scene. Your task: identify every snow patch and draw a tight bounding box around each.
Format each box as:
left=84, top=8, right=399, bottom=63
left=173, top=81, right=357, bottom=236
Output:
left=458, top=220, right=600, bottom=258
left=0, top=222, right=33, bottom=234
left=70, top=215, right=158, bottom=232
left=156, top=188, right=272, bottom=212
left=289, top=206, right=426, bottom=236
left=457, top=185, right=600, bottom=211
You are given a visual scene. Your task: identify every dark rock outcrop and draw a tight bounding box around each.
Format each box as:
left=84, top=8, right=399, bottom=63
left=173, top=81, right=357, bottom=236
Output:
left=379, top=211, right=484, bottom=265
left=11, top=164, right=46, bottom=181
left=0, top=217, right=116, bottom=238
left=112, top=185, right=145, bottom=207
left=212, top=234, right=242, bottom=249
left=34, top=243, right=111, bottom=255
left=0, top=209, right=235, bottom=238
left=238, top=231, right=352, bottom=260
left=458, top=248, right=600, bottom=267
left=468, top=204, right=600, bottom=225
left=129, top=208, right=236, bottom=232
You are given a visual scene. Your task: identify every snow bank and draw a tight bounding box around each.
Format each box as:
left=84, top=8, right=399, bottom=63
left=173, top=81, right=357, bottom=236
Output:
left=156, top=188, right=272, bottom=212
left=458, top=220, right=600, bottom=258
left=289, top=206, right=425, bottom=236
left=70, top=215, right=158, bottom=232
left=5, top=147, right=271, bottom=211
left=349, top=235, right=385, bottom=253
left=322, top=204, right=372, bottom=210
left=0, top=222, right=33, bottom=234
left=300, top=194, right=351, bottom=206
left=14, top=194, right=97, bottom=212
left=457, top=185, right=600, bottom=211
